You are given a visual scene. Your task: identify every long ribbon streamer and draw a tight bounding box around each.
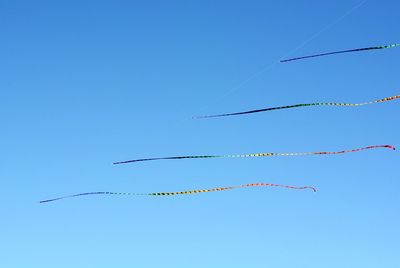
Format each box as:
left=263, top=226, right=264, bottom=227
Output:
left=195, top=94, right=399, bottom=119
left=280, top=43, right=400, bottom=63
left=40, top=183, right=317, bottom=203
left=113, top=145, right=395, bottom=165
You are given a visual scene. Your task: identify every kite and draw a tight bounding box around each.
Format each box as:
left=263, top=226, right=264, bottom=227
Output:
left=113, top=145, right=395, bottom=165
left=280, top=43, right=400, bottom=63
left=39, top=182, right=317, bottom=203
left=194, top=94, right=399, bottom=119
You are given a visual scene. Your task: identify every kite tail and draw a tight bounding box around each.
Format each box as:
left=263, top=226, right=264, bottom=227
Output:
left=113, top=145, right=395, bottom=164
left=223, top=145, right=394, bottom=158
left=39, top=183, right=317, bottom=203
left=39, top=192, right=110, bottom=203
left=280, top=46, right=377, bottom=63
left=193, top=104, right=310, bottom=119
left=195, top=93, right=400, bottom=119
left=234, top=183, right=317, bottom=192
left=374, top=95, right=400, bottom=103
left=280, top=43, right=399, bottom=63
left=113, top=155, right=219, bottom=165
left=310, top=145, right=395, bottom=155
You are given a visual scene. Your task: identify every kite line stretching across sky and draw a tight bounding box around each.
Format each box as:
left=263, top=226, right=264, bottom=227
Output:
left=113, top=145, right=395, bottom=165
left=194, top=94, right=400, bottom=119
left=280, top=43, right=400, bottom=63
left=39, top=183, right=317, bottom=203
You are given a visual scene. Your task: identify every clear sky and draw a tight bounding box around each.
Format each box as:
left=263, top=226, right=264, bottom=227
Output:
left=1, top=0, right=399, bottom=267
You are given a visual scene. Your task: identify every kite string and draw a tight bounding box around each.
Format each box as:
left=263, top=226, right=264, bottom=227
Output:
left=193, top=0, right=368, bottom=116
left=117, top=0, right=369, bottom=155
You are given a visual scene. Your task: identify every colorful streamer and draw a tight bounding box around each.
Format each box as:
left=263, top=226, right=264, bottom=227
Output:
left=195, top=94, right=400, bottom=119
left=113, top=145, right=395, bottom=165
left=39, top=182, right=317, bottom=203
left=280, top=43, right=400, bottom=63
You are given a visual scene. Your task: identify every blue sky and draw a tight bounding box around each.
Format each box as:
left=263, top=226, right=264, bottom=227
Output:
left=1, top=0, right=399, bottom=267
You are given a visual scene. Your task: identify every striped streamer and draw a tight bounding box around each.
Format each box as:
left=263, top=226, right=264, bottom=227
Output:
left=280, top=43, right=400, bottom=63
left=113, top=145, right=395, bottom=165
left=40, top=183, right=317, bottom=203
left=195, top=94, right=399, bottom=119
